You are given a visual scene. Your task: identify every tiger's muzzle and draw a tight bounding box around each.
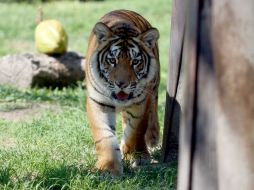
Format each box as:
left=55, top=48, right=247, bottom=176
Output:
left=112, top=91, right=134, bottom=101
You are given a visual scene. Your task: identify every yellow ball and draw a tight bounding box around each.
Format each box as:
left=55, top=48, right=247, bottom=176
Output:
left=35, top=20, right=68, bottom=55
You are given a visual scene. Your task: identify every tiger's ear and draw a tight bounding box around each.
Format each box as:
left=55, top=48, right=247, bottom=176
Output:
left=93, top=22, right=112, bottom=43
left=140, top=28, right=159, bottom=49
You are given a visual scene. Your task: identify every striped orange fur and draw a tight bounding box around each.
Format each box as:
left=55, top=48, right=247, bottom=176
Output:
left=85, top=10, right=160, bottom=175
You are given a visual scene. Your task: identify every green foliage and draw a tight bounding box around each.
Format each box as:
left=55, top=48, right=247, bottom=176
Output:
left=0, top=84, right=86, bottom=109
left=0, top=0, right=103, bottom=4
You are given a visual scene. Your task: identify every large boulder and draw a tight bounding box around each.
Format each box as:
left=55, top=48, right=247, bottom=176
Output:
left=0, top=52, right=85, bottom=88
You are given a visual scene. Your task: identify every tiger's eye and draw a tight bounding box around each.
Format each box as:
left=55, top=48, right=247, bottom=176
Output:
left=108, top=58, right=116, bottom=65
left=132, top=59, right=139, bottom=66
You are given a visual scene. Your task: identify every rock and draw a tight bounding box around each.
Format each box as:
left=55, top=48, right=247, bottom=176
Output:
left=0, top=52, right=85, bottom=88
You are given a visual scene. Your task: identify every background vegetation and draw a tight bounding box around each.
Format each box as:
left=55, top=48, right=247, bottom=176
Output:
left=0, top=0, right=102, bottom=3
left=0, top=0, right=175, bottom=189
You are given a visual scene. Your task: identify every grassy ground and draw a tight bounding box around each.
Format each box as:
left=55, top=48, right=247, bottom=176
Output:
left=0, top=0, right=176, bottom=189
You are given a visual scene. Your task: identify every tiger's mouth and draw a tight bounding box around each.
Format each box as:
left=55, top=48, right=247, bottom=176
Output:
left=112, top=91, right=133, bottom=101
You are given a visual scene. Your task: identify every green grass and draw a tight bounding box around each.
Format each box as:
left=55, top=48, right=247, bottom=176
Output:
left=0, top=0, right=176, bottom=189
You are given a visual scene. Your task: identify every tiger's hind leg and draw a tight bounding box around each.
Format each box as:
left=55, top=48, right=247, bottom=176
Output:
left=87, top=97, right=123, bottom=176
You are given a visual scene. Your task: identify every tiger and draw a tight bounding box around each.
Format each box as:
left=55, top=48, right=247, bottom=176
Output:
left=85, top=9, right=160, bottom=175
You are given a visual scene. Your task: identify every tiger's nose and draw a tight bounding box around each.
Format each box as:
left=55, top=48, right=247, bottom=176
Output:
left=115, top=81, right=128, bottom=88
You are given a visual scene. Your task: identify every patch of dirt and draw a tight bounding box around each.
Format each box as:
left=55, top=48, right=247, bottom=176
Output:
left=8, top=39, right=34, bottom=53
left=0, top=103, right=60, bottom=122
left=0, top=137, right=17, bottom=149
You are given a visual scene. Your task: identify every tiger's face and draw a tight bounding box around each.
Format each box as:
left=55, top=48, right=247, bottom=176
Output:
left=89, top=22, right=159, bottom=106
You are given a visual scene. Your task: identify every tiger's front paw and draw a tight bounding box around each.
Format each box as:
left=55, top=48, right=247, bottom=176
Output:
left=96, top=159, right=123, bottom=176
left=131, top=152, right=151, bottom=168
left=120, top=142, right=131, bottom=156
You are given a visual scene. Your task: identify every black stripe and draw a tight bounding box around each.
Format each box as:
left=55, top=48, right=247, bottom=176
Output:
left=152, top=80, right=158, bottom=91
left=147, top=54, right=151, bottom=76
left=127, top=118, right=135, bottom=129
left=97, top=46, right=108, bottom=79
left=89, top=82, right=107, bottom=97
left=97, top=42, right=112, bottom=79
left=133, top=90, right=145, bottom=99
left=132, top=40, right=151, bottom=79
left=142, top=53, right=150, bottom=79
left=89, top=97, right=115, bottom=110
left=101, top=128, right=115, bottom=135
left=134, top=97, right=146, bottom=105
left=126, top=111, right=142, bottom=119
left=109, top=125, right=116, bottom=131
left=95, top=135, right=114, bottom=145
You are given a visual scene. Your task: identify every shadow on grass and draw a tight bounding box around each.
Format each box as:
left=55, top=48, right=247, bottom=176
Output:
left=0, top=84, right=86, bottom=108
left=0, top=167, right=12, bottom=186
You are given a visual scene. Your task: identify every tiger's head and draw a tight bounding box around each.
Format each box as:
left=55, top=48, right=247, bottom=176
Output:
left=89, top=22, right=159, bottom=106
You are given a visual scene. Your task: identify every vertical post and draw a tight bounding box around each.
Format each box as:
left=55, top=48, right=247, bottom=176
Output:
left=161, top=0, right=186, bottom=163
left=212, top=0, right=254, bottom=189
left=176, top=0, right=254, bottom=189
